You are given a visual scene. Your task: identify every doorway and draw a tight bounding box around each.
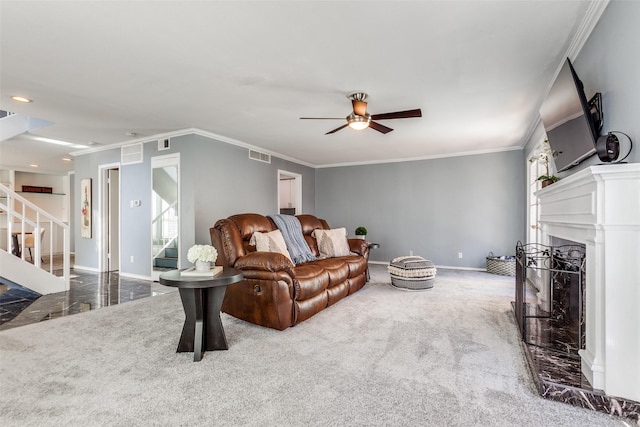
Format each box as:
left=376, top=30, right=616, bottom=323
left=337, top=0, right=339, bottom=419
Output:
left=151, top=154, right=180, bottom=281
left=99, top=164, right=120, bottom=272
left=277, top=170, right=302, bottom=215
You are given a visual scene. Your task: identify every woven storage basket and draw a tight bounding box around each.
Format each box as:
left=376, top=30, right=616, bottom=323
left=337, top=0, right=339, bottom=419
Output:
left=486, top=253, right=516, bottom=276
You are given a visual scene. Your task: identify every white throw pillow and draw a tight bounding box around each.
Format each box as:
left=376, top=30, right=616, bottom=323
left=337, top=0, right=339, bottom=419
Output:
left=250, top=229, right=293, bottom=262
left=312, top=228, right=351, bottom=258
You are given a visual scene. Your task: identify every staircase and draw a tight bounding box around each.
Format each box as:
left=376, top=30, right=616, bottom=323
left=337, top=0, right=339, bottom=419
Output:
left=153, top=238, right=178, bottom=270
left=0, top=183, right=70, bottom=294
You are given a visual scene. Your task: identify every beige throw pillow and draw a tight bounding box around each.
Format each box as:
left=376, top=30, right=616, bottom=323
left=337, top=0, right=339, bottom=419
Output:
left=250, top=229, right=293, bottom=262
left=312, top=228, right=351, bottom=258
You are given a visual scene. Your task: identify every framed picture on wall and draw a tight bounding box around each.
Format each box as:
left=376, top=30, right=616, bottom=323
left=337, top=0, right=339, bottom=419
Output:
left=80, top=178, right=92, bottom=238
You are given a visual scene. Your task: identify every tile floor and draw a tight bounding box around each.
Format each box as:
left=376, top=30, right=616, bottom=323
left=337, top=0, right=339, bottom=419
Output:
left=0, top=267, right=176, bottom=331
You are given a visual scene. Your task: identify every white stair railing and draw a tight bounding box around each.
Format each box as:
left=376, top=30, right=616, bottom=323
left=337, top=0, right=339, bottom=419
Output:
left=0, top=183, right=70, bottom=291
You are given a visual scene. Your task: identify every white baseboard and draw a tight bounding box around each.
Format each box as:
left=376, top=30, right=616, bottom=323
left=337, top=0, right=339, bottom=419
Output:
left=118, top=271, right=153, bottom=281
left=72, top=264, right=101, bottom=272
left=436, top=265, right=486, bottom=272
left=369, top=260, right=485, bottom=272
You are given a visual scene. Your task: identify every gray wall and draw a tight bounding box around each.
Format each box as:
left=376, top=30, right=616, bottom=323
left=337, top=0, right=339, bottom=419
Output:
left=525, top=1, right=639, bottom=169
left=74, top=133, right=315, bottom=277
left=316, top=150, right=525, bottom=268
left=572, top=0, right=639, bottom=166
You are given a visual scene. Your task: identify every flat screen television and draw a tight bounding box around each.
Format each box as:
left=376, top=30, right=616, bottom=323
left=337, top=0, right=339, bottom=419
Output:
left=539, top=58, right=600, bottom=172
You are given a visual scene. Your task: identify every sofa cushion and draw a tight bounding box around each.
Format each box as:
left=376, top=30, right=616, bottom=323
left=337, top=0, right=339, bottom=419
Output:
left=229, top=213, right=276, bottom=240
left=250, top=229, right=293, bottom=263
left=339, top=254, right=368, bottom=278
left=293, top=264, right=329, bottom=301
left=312, top=227, right=351, bottom=258
left=313, top=258, right=349, bottom=287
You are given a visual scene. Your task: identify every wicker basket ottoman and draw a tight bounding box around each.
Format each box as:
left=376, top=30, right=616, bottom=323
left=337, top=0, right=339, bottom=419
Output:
left=388, top=256, right=437, bottom=290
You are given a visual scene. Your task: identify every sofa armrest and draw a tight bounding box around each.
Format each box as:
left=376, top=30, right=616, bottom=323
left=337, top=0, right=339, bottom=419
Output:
left=348, top=238, right=370, bottom=258
left=234, top=251, right=296, bottom=276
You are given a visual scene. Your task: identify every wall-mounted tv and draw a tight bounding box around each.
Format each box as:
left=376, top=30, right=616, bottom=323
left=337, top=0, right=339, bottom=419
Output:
left=539, top=58, right=600, bottom=172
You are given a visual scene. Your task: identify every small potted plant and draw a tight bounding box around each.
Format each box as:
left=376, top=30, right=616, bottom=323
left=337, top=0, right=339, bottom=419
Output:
left=533, top=139, right=561, bottom=188
left=355, top=226, right=368, bottom=240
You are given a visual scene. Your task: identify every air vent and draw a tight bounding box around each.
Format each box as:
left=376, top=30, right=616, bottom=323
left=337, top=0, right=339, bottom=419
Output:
left=122, top=143, right=143, bottom=165
left=158, top=138, right=170, bottom=151
left=249, top=150, right=271, bottom=164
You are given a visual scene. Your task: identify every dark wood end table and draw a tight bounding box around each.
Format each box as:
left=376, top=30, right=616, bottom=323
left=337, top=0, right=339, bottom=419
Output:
left=367, top=243, right=380, bottom=281
left=159, top=268, right=243, bottom=362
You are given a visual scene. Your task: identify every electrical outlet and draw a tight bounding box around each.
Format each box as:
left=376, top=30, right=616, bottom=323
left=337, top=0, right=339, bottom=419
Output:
left=409, top=250, right=413, bottom=256
left=458, top=252, right=463, bottom=259
left=130, top=256, right=134, bottom=263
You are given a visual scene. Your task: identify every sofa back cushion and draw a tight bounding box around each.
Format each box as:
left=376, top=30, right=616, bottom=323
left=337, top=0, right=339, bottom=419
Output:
left=230, top=213, right=276, bottom=239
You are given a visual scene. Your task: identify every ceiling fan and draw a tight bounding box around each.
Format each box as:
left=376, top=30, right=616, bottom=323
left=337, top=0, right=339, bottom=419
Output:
left=300, top=92, right=422, bottom=135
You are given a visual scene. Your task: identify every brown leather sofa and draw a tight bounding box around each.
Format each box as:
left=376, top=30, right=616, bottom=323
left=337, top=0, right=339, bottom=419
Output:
left=210, top=213, right=370, bottom=330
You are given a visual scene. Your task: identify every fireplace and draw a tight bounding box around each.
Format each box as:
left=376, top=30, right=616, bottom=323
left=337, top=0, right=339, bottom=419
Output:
left=534, top=164, right=640, bottom=405
left=515, top=240, right=585, bottom=358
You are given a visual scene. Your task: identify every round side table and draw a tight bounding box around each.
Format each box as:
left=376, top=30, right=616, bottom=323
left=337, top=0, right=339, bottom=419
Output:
left=159, top=268, right=243, bottom=362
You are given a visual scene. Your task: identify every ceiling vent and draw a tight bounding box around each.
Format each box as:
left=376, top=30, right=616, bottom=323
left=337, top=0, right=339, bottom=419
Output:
left=158, top=138, right=170, bottom=151
left=122, top=143, right=143, bottom=165
left=249, top=149, right=271, bottom=164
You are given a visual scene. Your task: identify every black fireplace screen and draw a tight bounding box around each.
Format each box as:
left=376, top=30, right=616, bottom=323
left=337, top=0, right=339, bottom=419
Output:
left=515, top=241, right=586, bottom=358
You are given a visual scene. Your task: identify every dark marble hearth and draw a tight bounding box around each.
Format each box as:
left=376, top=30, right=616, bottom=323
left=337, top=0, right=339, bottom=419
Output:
left=514, top=303, right=640, bottom=422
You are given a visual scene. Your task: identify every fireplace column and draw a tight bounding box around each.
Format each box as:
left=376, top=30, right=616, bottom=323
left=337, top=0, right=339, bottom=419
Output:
left=537, top=164, right=640, bottom=402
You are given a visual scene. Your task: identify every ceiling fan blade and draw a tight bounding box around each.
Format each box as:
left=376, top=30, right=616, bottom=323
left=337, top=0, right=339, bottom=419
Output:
left=352, top=100, right=368, bottom=116
left=370, top=109, right=422, bottom=121
left=325, top=124, right=349, bottom=135
left=369, top=121, right=394, bottom=134
left=300, top=117, right=344, bottom=120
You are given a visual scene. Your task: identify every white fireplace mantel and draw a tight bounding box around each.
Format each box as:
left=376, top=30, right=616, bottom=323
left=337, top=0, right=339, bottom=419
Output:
left=537, top=163, right=640, bottom=402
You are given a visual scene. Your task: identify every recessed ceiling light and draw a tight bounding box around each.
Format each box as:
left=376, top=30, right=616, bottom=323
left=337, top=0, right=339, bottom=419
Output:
left=62, top=158, right=72, bottom=162
left=31, top=136, right=89, bottom=149
left=125, top=132, right=138, bottom=137
left=11, top=96, right=33, bottom=103
left=29, top=164, right=39, bottom=168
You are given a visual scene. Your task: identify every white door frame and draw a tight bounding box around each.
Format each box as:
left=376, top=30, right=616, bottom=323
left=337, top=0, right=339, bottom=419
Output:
left=98, top=162, right=121, bottom=272
left=277, top=170, right=302, bottom=214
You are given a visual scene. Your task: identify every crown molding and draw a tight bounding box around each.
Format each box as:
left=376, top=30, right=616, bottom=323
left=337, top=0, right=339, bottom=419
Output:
left=72, top=127, right=524, bottom=170
left=316, top=146, right=523, bottom=169
left=567, top=0, right=610, bottom=61
left=70, top=128, right=315, bottom=168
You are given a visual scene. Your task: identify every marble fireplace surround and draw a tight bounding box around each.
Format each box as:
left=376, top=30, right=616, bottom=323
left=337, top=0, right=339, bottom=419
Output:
left=537, top=163, right=640, bottom=402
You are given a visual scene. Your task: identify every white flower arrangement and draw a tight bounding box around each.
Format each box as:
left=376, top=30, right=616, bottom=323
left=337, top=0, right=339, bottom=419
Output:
left=187, top=244, right=218, bottom=263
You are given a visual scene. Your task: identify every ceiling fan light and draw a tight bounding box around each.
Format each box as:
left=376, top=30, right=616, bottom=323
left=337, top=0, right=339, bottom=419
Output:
left=347, top=114, right=370, bottom=130
left=348, top=121, right=369, bottom=130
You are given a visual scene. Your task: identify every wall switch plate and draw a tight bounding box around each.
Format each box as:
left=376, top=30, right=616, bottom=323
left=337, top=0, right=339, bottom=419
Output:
left=458, top=252, right=463, bottom=259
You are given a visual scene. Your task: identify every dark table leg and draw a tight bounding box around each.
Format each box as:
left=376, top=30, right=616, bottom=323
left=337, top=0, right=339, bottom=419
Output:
left=204, top=285, right=229, bottom=351
left=177, top=285, right=229, bottom=361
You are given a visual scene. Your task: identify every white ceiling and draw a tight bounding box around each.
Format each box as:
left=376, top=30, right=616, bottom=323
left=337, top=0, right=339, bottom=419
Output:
left=0, top=1, right=605, bottom=174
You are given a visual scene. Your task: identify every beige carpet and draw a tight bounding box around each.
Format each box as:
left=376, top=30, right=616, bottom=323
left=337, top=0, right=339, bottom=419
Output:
left=0, top=266, right=626, bottom=426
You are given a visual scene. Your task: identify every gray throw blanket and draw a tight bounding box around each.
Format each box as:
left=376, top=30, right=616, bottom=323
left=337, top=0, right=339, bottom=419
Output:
left=268, top=214, right=316, bottom=265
